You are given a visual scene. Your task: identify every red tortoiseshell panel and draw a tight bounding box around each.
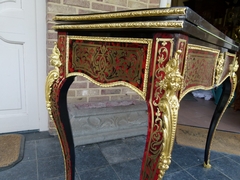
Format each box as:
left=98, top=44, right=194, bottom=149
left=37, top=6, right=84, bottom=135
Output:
left=181, top=45, right=219, bottom=94
left=67, top=38, right=149, bottom=91
left=58, top=32, right=67, bottom=77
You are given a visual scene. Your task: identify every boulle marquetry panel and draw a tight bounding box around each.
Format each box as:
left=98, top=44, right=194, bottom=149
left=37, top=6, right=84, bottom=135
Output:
left=66, top=36, right=152, bottom=99
left=180, top=44, right=220, bottom=99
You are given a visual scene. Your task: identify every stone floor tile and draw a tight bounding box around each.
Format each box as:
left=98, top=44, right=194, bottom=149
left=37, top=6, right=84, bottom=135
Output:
left=36, top=137, right=62, bottom=159
left=38, top=155, right=64, bottom=180
left=186, top=164, right=230, bottom=180
left=163, top=170, right=196, bottom=180
left=79, top=165, right=119, bottom=180
left=211, top=157, right=240, bottom=180
left=100, top=143, right=138, bottom=164
left=75, top=145, right=109, bottom=172
left=112, top=159, right=142, bottom=180
left=22, top=140, right=36, bottom=162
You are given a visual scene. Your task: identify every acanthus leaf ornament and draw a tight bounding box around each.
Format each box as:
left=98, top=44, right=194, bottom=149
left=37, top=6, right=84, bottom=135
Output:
left=229, top=56, right=239, bottom=75
left=215, top=53, right=225, bottom=84
left=45, top=43, right=62, bottom=121
left=229, top=56, right=239, bottom=103
left=153, top=50, right=183, bottom=179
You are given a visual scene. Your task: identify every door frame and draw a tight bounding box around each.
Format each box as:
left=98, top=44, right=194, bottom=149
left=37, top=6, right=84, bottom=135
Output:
left=36, top=1, right=48, bottom=131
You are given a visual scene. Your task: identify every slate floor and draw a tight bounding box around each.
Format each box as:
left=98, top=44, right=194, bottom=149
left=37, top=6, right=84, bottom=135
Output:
left=0, top=131, right=240, bottom=180
left=0, top=95, right=240, bottom=180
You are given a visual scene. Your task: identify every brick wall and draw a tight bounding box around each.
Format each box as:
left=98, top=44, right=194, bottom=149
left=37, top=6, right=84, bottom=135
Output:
left=47, top=0, right=160, bottom=134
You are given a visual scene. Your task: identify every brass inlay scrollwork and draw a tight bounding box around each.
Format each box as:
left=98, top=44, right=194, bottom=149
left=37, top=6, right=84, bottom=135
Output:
left=154, top=50, right=183, bottom=179
left=45, top=43, right=62, bottom=120
left=53, top=8, right=186, bottom=21
left=180, top=44, right=220, bottom=100
left=215, top=53, right=225, bottom=84
left=72, top=42, right=143, bottom=83
left=53, top=21, right=184, bottom=30
left=66, top=36, right=152, bottom=99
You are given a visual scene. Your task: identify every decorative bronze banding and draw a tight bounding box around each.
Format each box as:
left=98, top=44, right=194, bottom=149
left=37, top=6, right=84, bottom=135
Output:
left=53, top=8, right=186, bottom=21
left=53, top=21, right=184, bottom=30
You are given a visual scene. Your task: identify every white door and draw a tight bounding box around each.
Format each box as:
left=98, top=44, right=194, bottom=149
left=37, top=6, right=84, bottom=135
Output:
left=0, top=0, right=47, bottom=133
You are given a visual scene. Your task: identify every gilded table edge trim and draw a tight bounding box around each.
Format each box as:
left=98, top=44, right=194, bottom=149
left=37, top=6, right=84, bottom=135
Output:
left=53, top=21, right=184, bottom=30
left=53, top=8, right=187, bottom=21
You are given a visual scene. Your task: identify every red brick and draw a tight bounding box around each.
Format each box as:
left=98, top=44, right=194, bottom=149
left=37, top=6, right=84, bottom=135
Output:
left=105, top=0, right=128, bottom=7
left=101, top=89, right=121, bottom=95
left=76, top=89, right=100, bottom=96
left=47, top=22, right=55, bottom=30
left=47, top=13, right=57, bottom=21
left=89, top=96, right=110, bottom=102
left=70, top=82, right=88, bottom=88
left=128, top=1, right=147, bottom=9
left=68, top=90, right=76, bottom=96
left=117, top=7, right=129, bottom=11
left=68, top=97, right=88, bottom=103
left=90, top=89, right=100, bottom=95
left=63, top=0, right=90, bottom=8
left=48, top=3, right=77, bottom=14
left=76, top=89, right=89, bottom=96
left=89, top=82, right=100, bottom=88
left=47, top=32, right=57, bottom=40
left=78, top=8, right=97, bottom=14
left=122, top=87, right=137, bottom=95
left=47, top=49, right=53, bottom=58
left=92, top=2, right=115, bottom=12
left=110, top=95, right=131, bottom=101
left=47, top=40, right=55, bottom=49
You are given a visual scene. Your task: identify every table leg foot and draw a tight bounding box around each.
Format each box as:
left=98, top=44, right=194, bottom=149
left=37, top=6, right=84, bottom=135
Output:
left=203, top=161, right=211, bottom=168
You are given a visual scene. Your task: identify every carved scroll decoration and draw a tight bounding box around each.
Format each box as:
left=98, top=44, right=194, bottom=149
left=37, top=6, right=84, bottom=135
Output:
left=229, top=56, right=239, bottom=100
left=153, top=50, right=183, bottom=179
left=229, top=56, right=239, bottom=75
left=215, top=53, right=225, bottom=84
left=45, top=43, right=62, bottom=121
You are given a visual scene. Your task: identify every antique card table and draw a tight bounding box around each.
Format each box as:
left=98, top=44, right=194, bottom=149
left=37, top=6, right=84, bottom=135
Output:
left=45, top=7, right=239, bottom=180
